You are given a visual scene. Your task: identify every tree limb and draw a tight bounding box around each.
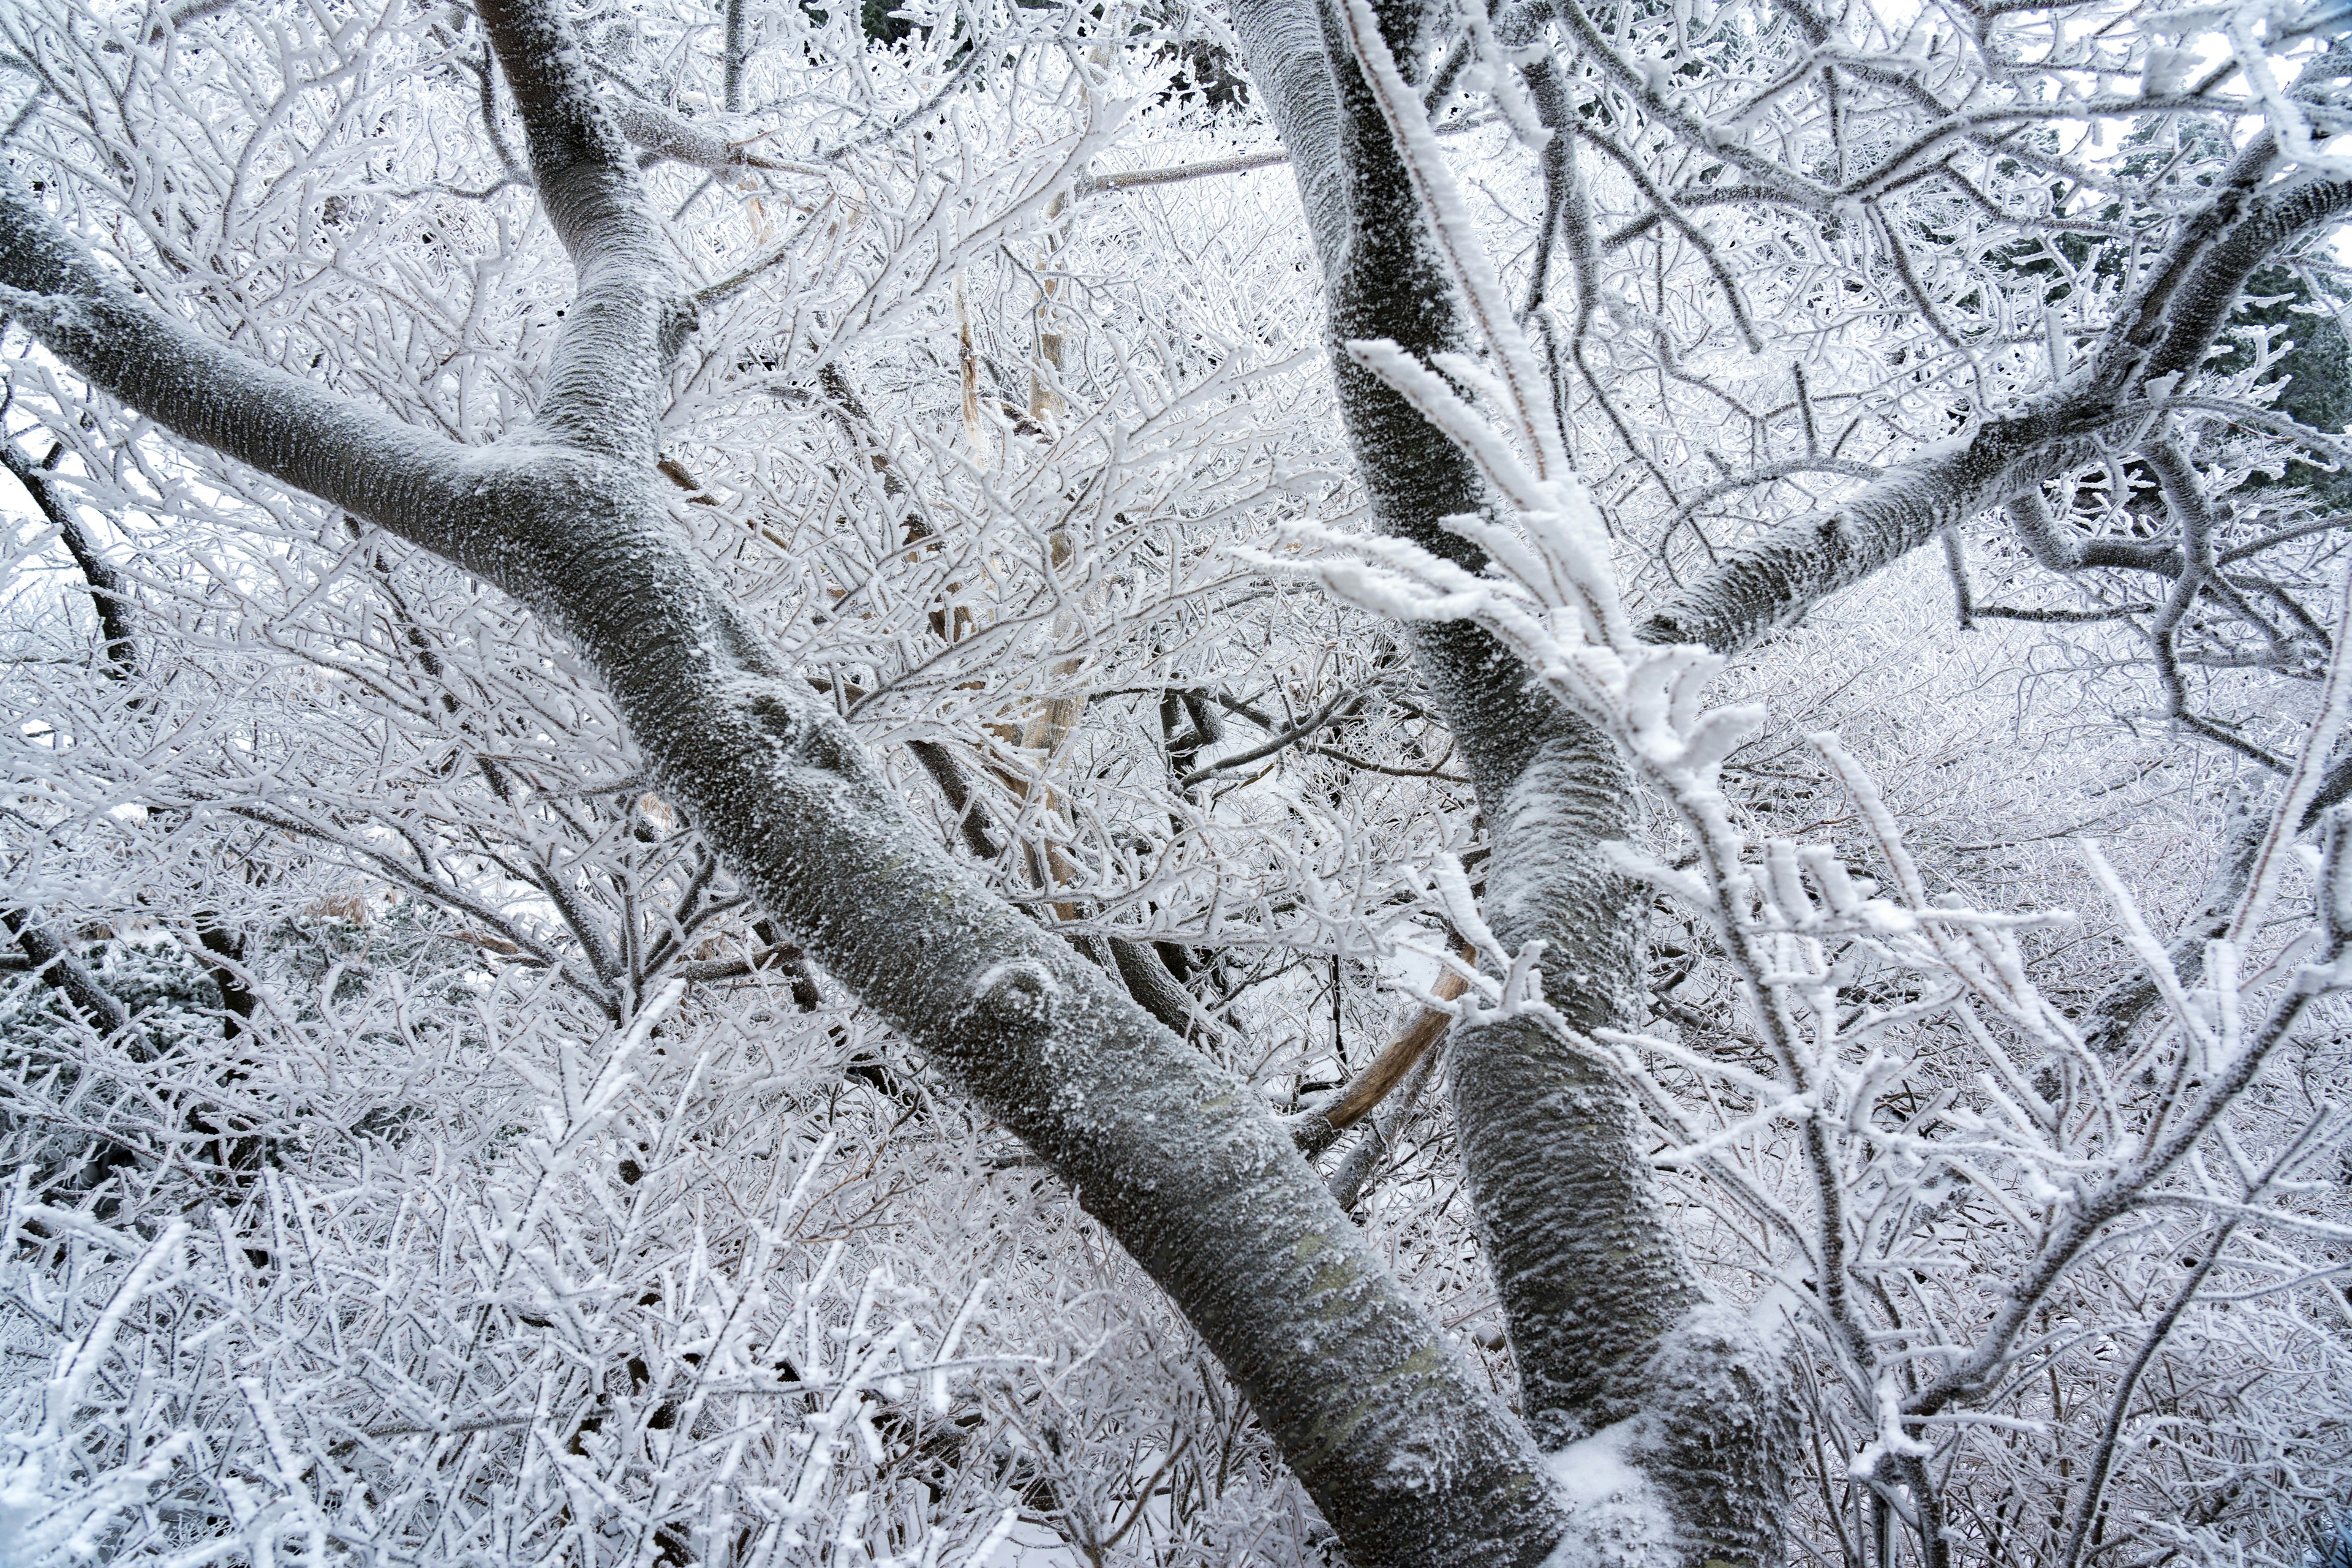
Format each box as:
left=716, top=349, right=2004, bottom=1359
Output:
left=0, top=431, right=135, bottom=679
left=0, top=3, right=1572, bottom=1559
left=1289, top=959, right=1467, bottom=1157
left=2, top=906, right=129, bottom=1038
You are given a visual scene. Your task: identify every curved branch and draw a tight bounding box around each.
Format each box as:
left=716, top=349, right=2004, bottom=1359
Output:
left=2002, top=490, right=2181, bottom=576
left=1642, top=171, right=2352, bottom=653
left=1, top=432, right=135, bottom=678
left=476, top=0, right=690, bottom=453
left=1290, top=960, right=1468, bottom=1157
left=1178, top=686, right=1364, bottom=788
left=1231, top=0, right=1790, bottom=1550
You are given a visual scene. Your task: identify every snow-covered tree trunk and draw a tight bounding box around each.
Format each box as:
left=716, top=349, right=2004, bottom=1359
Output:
left=1229, top=0, right=1790, bottom=1558
left=0, top=3, right=1588, bottom=1562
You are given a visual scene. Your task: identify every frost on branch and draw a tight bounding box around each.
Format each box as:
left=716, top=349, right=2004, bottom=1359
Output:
left=9, top=0, right=2352, bottom=1556
left=1247, top=42, right=2352, bottom=1549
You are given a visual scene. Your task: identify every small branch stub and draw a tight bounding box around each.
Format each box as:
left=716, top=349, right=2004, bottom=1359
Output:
left=972, top=959, right=1059, bottom=1025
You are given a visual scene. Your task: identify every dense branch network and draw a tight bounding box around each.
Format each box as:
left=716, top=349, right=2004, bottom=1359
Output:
left=2, top=0, right=2350, bottom=1562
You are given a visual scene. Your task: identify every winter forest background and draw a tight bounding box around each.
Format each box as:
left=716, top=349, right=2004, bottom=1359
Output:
left=4, top=0, right=2352, bottom=1560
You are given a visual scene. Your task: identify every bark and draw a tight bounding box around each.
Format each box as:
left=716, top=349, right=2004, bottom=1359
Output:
left=1639, top=400, right=2109, bottom=654
left=0, top=4, right=1577, bottom=1560
left=1229, top=0, right=1790, bottom=1558
left=907, top=737, right=1006, bottom=861
left=1108, top=935, right=1213, bottom=1044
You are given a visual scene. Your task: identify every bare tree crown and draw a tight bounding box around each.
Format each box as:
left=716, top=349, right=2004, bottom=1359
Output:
left=2, top=0, right=2349, bottom=1562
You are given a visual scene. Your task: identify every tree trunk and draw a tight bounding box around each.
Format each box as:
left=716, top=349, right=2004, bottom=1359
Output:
left=1227, top=0, right=1792, bottom=1556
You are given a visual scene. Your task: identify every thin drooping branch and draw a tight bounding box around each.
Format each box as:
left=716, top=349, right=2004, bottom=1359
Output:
left=1521, top=55, right=1675, bottom=498
left=1178, top=687, right=1365, bottom=787
left=2053, top=1213, right=2240, bottom=1568
left=1, top=432, right=135, bottom=679
left=1909, top=888, right=2352, bottom=1422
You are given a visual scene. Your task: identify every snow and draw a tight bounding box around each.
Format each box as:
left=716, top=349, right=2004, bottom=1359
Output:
left=1536, top=1424, right=1675, bottom=1568
left=7, top=0, right=2352, bottom=1559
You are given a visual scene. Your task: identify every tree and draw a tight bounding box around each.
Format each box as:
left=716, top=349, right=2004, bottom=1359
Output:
left=2, top=0, right=2350, bottom=1562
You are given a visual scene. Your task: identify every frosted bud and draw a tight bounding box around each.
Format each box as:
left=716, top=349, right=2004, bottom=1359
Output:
left=972, top=959, right=1059, bottom=1024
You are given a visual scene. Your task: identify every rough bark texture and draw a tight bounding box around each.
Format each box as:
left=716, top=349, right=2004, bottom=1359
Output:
left=1229, top=0, right=1790, bottom=1559
left=0, top=4, right=1580, bottom=1560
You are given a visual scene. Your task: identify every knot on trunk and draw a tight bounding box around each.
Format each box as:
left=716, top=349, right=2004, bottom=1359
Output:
left=970, top=959, right=1058, bottom=1026
left=659, top=292, right=699, bottom=359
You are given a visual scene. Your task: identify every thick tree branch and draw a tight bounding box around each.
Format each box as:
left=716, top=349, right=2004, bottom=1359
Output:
left=1642, top=171, right=2352, bottom=654
left=1324, top=1025, right=1441, bottom=1212
left=475, top=0, right=691, bottom=453
left=0, top=3, right=1574, bottom=1561
left=0, top=183, right=473, bottom=557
